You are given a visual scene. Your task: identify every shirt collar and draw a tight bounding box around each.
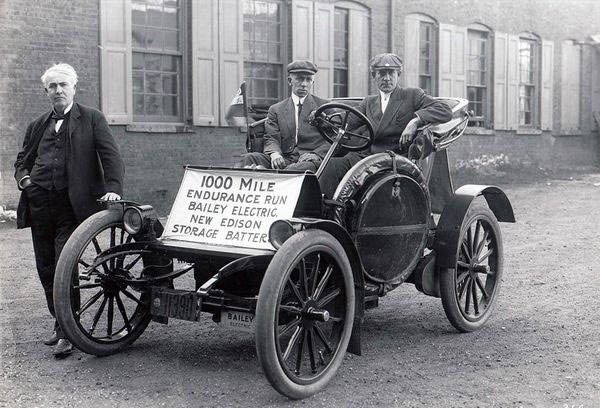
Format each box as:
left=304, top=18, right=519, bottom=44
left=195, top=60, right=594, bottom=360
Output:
left=379, top=90, right=392, bottom=100
left=291, top=94, right=307, bottom=106
left=53, top=102, right=74, bottom=117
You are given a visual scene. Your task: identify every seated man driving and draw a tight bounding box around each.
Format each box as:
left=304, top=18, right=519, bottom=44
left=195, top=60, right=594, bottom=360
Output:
left=318, top=53, right=453, bottom=198
left=239, top=60, right=330, bottom=171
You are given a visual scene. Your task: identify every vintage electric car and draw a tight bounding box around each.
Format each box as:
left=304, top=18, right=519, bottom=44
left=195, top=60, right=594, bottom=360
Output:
left=54, top=97, right=514, bottom=399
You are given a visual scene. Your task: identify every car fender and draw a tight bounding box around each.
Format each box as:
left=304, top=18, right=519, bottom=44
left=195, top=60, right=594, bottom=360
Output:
left=433, top=185, right=515, bottom=269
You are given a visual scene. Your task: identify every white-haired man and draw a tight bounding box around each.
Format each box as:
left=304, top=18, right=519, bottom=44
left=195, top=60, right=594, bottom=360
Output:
left=14, top=63, right=124, bottom=358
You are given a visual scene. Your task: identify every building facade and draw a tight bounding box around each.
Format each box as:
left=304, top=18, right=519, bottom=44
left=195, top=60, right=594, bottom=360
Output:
left=1, top=0, right=599, bottom=214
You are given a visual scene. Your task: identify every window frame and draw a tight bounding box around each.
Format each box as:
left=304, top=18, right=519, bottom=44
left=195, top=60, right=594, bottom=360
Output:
left=130, top=0, right=186, bottom=124
left=518, top=32, right=541, bottom=128
left=418, top=20, right=436, bottom=95
left=466, top=24, right=493, bottom=128
left=333, top=7, right=349, bottom=98
left=404, top=13, right=438, bottom=95
left=243, top=0, right=286, bottom=109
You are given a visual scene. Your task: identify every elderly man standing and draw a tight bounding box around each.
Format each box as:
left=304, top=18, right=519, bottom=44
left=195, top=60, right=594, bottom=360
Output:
left=14, top=63, right=124, bottom=358
left=240, top=60, right=330, bottom=171
left=318, top=53, right=453, bottom=198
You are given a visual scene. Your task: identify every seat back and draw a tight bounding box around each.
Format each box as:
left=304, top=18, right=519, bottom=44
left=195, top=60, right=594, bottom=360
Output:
left=247, top=117, right=267, bottom=152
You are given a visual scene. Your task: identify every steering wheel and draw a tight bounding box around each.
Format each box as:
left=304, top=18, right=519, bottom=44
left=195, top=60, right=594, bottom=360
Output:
left=313, top=102, right=374, bottom=152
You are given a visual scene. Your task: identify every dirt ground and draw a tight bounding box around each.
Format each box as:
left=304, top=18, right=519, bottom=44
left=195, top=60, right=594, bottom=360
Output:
left=1, top=173, right=599, bottom=408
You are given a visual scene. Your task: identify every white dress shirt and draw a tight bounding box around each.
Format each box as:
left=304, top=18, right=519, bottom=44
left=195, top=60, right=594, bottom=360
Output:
left=379, top=91, right=391, bottom=114
left=54, top=102, right=73, bottom=132
left=291, top=94, right=307, bottom=143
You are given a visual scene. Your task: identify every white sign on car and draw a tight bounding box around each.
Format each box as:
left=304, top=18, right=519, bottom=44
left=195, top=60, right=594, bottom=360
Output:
left=162, top=168, right=306, bottom=250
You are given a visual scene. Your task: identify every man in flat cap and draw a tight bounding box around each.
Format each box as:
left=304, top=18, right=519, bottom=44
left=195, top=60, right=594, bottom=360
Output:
left=239, top=60, right=330, bottom=171
left=319, top=53, right=452, bottom=197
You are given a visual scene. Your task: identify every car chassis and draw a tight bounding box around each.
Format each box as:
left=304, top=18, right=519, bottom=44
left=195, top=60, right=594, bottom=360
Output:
left=54, top=98, right=515, bottom=399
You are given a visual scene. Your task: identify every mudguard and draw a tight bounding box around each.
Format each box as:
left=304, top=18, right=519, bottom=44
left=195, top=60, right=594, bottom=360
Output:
left=331, top=152, right=427, bottom=225
left=433, top=184, right=515, bottom=269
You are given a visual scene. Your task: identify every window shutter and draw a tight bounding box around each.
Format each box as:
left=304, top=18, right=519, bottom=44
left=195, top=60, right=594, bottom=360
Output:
left=494, top=32, right=508, bottom=130
left=99, top=0, right=132, bottom=125
left=348, top=8, right=369, bottom=96
left=403, top=15, right=420, bottom=88
left=292, top=0, right=314, bottom=62
left=506, top=34, right=519, bottom=130
left=560, top=40, right=581, bottom=131
left=219, top=0, right=244, bottom=126
left=313, top=3, right=334, bottom=98
left=192, top=0, right=218, bottom=126
left=438, top=24, right=466, bottom=97
left=541, top=40, right=554, bottom=131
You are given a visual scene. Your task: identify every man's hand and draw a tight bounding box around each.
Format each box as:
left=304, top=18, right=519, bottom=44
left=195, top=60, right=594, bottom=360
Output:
left=270, top=152, right=286, bottom=169
left=307, top=110, right=318, bottom=126
left=297, top=152, right=321, bottom=163
left=100, top=192, right=121, bottom=201
left=399, top=117, right=421, bottom=149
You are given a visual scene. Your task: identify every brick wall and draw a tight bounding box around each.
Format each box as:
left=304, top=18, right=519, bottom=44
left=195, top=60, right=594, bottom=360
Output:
left=112, top=126, right=246, bottom=216
left=1, top=0, right=599, bottom=214
left=0, top=0, right=100, bottom=207
left=391, top=0, right=600, bottom=173
left=0, top=0, right=247, bottom=216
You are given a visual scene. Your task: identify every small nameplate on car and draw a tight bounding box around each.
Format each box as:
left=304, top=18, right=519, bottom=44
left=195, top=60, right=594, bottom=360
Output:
left=162, top=169, right=305, bottom=250
left=151, top=287, right=201, bottom=322
left=220, top=310, right=255, bottom=333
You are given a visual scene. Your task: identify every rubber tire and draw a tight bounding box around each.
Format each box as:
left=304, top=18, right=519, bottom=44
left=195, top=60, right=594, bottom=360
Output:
left=255, top=230, right=355, bottom=399
left=439, top=207, right=504, bottom=332
left=54, top=210, right=152, bottom=356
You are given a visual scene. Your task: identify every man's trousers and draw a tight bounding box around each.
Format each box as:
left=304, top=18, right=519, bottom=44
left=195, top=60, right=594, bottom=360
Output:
left=26, top=184, right=78, bottom=337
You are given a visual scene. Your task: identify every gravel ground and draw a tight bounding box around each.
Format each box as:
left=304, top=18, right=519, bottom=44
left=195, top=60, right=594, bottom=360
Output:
left=1, top=172, right=599, bottom=408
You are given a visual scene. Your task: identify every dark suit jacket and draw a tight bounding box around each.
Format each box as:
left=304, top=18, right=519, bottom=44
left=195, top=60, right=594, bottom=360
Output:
left=14, top=103, right=124, bottom=229
left=263, top=94, right=330, bottom=158
left=357, top=87, right=452, bottom=154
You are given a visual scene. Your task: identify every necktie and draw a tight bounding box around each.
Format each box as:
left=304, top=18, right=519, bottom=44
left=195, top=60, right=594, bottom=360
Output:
left=52, top=111, right=67, bottom=132
left=296, top=102, right=303, bottom=143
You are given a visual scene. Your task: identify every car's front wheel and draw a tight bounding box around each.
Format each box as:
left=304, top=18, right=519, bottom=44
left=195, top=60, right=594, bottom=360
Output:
left=255, top=229, right=355, bottom=399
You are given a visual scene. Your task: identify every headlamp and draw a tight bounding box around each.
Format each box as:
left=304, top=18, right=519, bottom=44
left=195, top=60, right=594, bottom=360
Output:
left=123, top=205, right=156, bottom=235
left=269, top=220, right=302, bottom=249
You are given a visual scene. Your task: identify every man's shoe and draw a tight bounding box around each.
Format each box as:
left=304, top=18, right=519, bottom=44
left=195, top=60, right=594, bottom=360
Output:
left=43, top=331, right=59, bottom=346
left=53, top=339, right=74, bottom=358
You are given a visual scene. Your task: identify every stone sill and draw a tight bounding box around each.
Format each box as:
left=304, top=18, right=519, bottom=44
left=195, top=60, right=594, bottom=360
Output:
left=515, top=128, right=543, bottom=135
left=125, top=123, right=195, bottom=133
left=554, top=129, right=583, bottom=137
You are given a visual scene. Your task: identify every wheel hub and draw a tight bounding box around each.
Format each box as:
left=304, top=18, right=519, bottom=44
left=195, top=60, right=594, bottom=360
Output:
left=302, top=299, right=330, bottom=323
left=100, top=269, right=129, bottom=295
left=469, top=262, right=490, bottom=277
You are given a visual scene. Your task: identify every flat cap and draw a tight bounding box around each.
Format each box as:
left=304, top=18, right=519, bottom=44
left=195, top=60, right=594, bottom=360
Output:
left=287, top=60, right=318, bottom=75
left=370, top=53, right=404, bottom=72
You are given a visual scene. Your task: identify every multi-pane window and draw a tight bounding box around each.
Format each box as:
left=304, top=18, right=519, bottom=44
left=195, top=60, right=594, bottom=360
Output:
left=419, top=22, right=435, bottom=95
left=132, top=0, right=182, bottom=122
left=333, top=8, right=349, bottom=98
left=519, top=37, right=538, bottom=126
left=243, top=0, right=283, bottom=108
left=467, top=29, right=490, bottom=127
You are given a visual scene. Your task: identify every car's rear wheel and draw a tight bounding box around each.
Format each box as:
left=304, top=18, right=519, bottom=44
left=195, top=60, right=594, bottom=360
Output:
left=439, top=207, right=503, bottom=332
